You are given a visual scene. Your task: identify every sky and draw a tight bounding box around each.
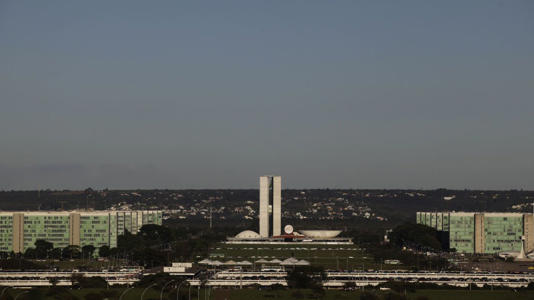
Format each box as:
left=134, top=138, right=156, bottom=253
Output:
left=1, top=1, right=533, bottom=190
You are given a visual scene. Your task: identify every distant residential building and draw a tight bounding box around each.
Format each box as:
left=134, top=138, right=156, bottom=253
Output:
left=417, top=211, right=533, bottom=254
left=0, top=210, right=162, bottom=253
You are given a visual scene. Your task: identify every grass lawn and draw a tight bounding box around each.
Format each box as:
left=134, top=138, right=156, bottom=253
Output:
left=5, top=287, right=187, bottom=300
left=218, top=288, right=534, bottom=300
left=209, top=243, right=400, bottom=270
left=5, top=287, right=534, bottom=300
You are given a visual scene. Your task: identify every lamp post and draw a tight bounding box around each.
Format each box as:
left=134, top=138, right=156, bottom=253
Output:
left=160, top=279, right=177, bottom=300
left=14, top=291, right=29, bottom=300
left=118, top=287, right=134, bottom=300
left=176, top=280, right=186, bottom=300
left=0, top=287, right=11, bottom=299
left=141, top=283, right=158, bottom=300
left=205, top=287, right=211, bottom=300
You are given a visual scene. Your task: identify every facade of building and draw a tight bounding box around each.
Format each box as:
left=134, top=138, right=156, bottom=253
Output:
left=0, top=210, right=162, bottom=253
left=417, top=211, right=534, bottom=254
left=259, top=176, right=281, bottom=237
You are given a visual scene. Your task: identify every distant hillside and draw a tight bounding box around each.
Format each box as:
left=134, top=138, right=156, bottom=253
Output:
left=0, top=189, right=532, bottom=231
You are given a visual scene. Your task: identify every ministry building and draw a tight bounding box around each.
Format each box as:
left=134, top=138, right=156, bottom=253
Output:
left=0, top=210, right=162, bottom=253
left=417, top=211, right=533, bottom=254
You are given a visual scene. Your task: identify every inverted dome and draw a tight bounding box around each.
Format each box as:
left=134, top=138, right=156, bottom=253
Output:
left=300, top=230, right=342, bottom=238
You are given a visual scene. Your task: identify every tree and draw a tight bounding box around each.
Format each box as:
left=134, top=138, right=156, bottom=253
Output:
left=139, top=224, right=173, bottom=244
left=0, top=258, right=47, bottom=270
left=82, top=245, right=96, bottom=259
left=132, top=247, right=168, bottom=268
left=62, top=245, right=81, bottom=259
left=34, top=240, right=53, bottom=259
left=71, top=274, right=107, bottom=288
left=98, top=245, right=110, bottom=258
left=24, top=248, right=37, bottom=259
left=344, top=282, right=356, bottom=290
left=287, top=266, right=324, bottom=289
left=71, top=273, right=84, bottom=288
left=389, top=223, right=443, bottom=251
left=49, top=277, right=59, bottom=286
left=49, top=248, right=62, bottom=259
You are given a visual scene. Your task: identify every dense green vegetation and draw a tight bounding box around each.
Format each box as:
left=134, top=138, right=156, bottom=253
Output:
left=388, top=223, right=443, bottom=251
left=110, top=224, right=231, bottom=267
left=346, top=224, right=449, bottom=271
left=0, top=224, right=233, bottom=270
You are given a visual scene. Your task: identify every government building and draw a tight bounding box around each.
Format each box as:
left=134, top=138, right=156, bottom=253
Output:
left=0, top=210, right=162, bottom=253
left=417, top=211, right=533, bottom=254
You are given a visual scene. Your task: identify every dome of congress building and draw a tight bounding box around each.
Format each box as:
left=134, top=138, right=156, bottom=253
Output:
left=234, top=230, right=261, bottom=239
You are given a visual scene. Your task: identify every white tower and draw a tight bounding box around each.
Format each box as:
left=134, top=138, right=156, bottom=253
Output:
left=259, top=176, right=270, bottom=238
left=259, top=176, right=282, bottom=237
left=518, top=236, right=527, bottom=260
left=272, top=176, right=282, bottom=236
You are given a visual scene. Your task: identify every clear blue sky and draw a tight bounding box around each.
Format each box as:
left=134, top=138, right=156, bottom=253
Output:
left=1, top=1, right=533, bottom=190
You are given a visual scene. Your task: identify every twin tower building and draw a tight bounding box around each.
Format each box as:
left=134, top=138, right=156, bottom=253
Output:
left=259, top=176, right=282, bottom=238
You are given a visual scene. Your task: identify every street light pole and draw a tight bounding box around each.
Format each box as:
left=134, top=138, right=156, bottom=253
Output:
left=14, top=291, right=29, bottom=300
left=176, top=280, right=186, bottom=300
left=0, top=287, right=11, bottom=299
left=141, top=283, right=158, bottom=300
left=118, top=287, right=134, bottom=300
left=160, top=279, right=177, bottom=300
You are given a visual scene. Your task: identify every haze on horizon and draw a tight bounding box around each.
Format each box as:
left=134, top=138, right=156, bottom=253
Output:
left=1, top=1, right=533, bottom=190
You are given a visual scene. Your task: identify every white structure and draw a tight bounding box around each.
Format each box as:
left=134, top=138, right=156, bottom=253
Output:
left=273, top=176, right=281, bottom=236
left=284, top=225, right=294, bottom=234
left=187, top=270, right=534, bottom=288
left=235, top=230, right=261, bottom=239
left=259, top=176, right=281, bottom=237
left=299, top=230, right=342, bottom=238
left=0, top=270, right=141, bottom=287
left=163, top=262, right=195, bottom=275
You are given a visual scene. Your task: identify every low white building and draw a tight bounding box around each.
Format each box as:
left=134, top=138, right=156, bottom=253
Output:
left=163, top=262, right=195, bottom=276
